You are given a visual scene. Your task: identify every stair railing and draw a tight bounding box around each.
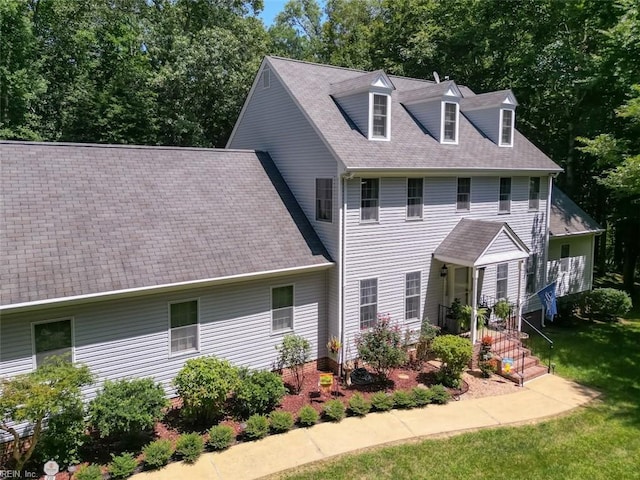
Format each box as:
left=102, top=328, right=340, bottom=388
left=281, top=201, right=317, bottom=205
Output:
left=520, top=316, right=554, bottom=373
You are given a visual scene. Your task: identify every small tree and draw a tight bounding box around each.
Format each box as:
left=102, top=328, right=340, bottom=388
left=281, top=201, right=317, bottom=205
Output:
left=275, top=334, right=311, bottom=394
left=431, top=335, right=473, bottom=388
left=356, top=314, right=406, bottom=382
left=0, top=358, right=93, bottom=470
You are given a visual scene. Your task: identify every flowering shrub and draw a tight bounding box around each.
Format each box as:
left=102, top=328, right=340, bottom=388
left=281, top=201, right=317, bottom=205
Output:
left=356, top=314, right=407, bottom=382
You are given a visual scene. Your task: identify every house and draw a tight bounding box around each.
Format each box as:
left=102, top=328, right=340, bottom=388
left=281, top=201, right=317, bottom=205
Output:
left=1, top=57, right=601, bottom=410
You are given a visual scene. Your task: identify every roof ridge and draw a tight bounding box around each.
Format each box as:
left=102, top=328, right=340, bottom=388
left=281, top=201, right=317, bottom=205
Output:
left=0, top=140, right=261, bottom=154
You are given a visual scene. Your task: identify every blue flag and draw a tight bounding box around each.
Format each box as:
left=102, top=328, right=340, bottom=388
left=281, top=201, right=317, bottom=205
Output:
left=537, top=282, right=558, bottom=320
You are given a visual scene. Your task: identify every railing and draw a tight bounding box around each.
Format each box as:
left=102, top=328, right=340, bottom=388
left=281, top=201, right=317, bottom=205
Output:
left=520, top=316, right=554, bottom=373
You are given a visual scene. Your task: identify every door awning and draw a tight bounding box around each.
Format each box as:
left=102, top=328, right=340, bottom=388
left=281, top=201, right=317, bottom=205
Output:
left=434, top=219, right=529, bottom=268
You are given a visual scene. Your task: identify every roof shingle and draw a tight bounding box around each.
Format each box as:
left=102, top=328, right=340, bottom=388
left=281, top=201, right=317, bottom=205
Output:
left=550, top=186, right=603, bottom=236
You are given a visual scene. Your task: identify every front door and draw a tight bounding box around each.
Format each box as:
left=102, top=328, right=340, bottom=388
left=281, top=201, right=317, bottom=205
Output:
left=452, top=266, right=470, bottom=305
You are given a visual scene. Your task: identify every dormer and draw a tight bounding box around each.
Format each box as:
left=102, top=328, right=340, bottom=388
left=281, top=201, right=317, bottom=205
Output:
left=330, top=70, right=395, bottom=141
left=460, top=90, right=518, bottom=147
left=399, top=81, right=462, bottom=144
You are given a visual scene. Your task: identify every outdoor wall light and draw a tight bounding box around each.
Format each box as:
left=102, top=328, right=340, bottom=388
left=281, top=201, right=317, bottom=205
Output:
left=440, top=264, right=448, bottom=277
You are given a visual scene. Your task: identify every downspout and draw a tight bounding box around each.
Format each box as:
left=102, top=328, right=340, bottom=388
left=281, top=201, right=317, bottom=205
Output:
left=338, top=173, right=348, bottom=378
left=471, top=267, right=478, bottom=344
left=543, top=175, right=554, bottom=288
left=517, top=259, right=523, bottom=331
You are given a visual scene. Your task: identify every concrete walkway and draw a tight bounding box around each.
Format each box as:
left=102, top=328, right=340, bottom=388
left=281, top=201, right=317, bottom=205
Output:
left=131, top=375, right=600, bottom=480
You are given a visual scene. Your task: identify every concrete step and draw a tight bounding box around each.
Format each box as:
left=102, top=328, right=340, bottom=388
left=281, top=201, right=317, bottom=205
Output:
left=502, top=364, right=549, bottom=385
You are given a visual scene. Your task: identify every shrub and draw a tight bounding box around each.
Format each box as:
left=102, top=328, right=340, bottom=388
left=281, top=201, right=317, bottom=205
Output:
left=431, top=335, right=473, bottom=388
left=557, top=292, right=582, bottom=324
left=244, top=414, right=269, bottom=440
left=581, top=288, right=632, bottom=321
left=411, top=386, right=431, bottom=407
left=298, top=405, right=319, bottom=427
left=268, top=411, right=294, bottom=433
left=108, top=452, right=138, bottom=479
left=34, top=397, right=87, bottom=468
left=275, top=334, right=311, bottom=394
left=392, top=390, right=415, bottom=409
left=429, top=385, right=451, bottom=405
left=175, top=433, right=204, bottom=464
left=347, top=393, right=370, bottom=416
left=143, top=439, right=173, bottom=469
left=89, top=378, right=168, bottom=438
left=323, top=399, right=346, bottom=422
left=234, top=369, right=286, bottom=418
left=416, top=321, right=440, bottom=361
left=173, top=356, right=240, bottom=424
left=370, top=392, right=394, bottom=411
left=356, top=314, right=407, bottom=382
left=479, top=360, right=497, bottom=378
left=208, top=425, right=235, bottom=451
left=73, top=464, right=102, bottom=480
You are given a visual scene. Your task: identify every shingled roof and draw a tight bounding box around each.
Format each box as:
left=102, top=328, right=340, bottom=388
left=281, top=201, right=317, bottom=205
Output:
left=1, top=142, right=332, bottom=308
left=550, top=186, right=603, bottom=237
left=259, top=57, right=562, bottom=172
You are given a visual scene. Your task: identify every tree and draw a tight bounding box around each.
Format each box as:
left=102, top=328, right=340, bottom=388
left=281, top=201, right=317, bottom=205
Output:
left=355, top=314, right=407, bottom=382
left=269, top=0, right=323, bottom=61
left=0, top=358, right=93, bottom=470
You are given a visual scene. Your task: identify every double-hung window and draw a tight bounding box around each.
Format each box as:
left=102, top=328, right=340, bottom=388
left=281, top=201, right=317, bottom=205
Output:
left=33, top=318, right=73, bottom=367
left=443, top=102, right=458, bottom=142
left=499, top=177, right=511, bottom=213
left=529, top=177, right=540, bottom=210
left=407, top=178, right=423, bottom=219
left=500, top=109, right=514, bottom=146
left=405, top=272, right=421, bottom=320
left=315, top=178, right=333, bottom=222
left=457, top=177, right=471, bottom=211
left=360, top=279, right=378, bottom=329
left=272, top=285, right=294, bottom=332
left=371, top=94, right=389, bottom=139
left=170, top=300, right=199, bottom=354
left=496, top=263, right=509, bottom=300
left=560, top=244, right=570, bottom=273
left=526, top=253, right=538, bottom=294
left=361, top=178, right=379, bottom=222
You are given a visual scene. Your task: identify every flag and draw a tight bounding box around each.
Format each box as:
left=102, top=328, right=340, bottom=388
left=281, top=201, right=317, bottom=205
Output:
left=537, top=282, right=557, bottom=321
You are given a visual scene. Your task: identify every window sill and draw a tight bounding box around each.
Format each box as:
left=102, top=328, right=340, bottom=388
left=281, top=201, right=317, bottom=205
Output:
left=169, top=348, right=200, bottom=359
left=271, top=328, right=294, bottom=337
left=405, top=217, right=423, bottom=222
left=359, top=220, right=380, bottom=225
left=498, top=211, right=511, bottom=215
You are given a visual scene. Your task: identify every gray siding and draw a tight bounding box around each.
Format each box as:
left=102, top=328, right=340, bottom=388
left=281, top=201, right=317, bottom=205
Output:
left=405, top=99, right=442, bottom=141
left=0, top=271, right=327, bottom=400
left=485, top=232, right=520, bottom=256
left=464, top=108, right=500, bottom=144
left=548, top=235, right=594, bottom=296
left=335, top=92, right=370, bottom=138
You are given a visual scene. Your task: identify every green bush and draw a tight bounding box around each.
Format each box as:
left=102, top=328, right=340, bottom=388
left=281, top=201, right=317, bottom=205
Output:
left=234, top=369, right=286, bottom=418
left=173, top=356, right=240, bottom=424
left=431, top=335, right=473, bottom=388
left=244, top=414, right=270, bottom=440
left=429, top=384, right=451, bottom=405
left=175, top=433, right=204, bottom=463
left=89, top=378, right=168, bottom=438
left=416, top=321, right=440, bottom=361
left=275, top=334, right=311, bottom=394
left=208, top=425, right=235, bottom=451
left=581, top=288, right=632, bottom=321
left=392, top=390, right=415, bottom=409
left=356, top=315, right=407, bottom=382
left=34, top=397, right=87, bottom=468
left=269, top=411, right=294, bottom=433
left=323, top=399, right=346, bottom=422
left=74, top=464, right=102, bottom=480
left=143, top=439, right=174, bottom=469
left=370, top=392, right=394, bottom=411
left=108, top=452, right=138, bottom=479
left=298, top=405, right=319, bottom=427
left=347, top=393, right=370, bottom=416
left=411, top=386, right=431, bottom=407
left=557, top=292, right=582, bottom=324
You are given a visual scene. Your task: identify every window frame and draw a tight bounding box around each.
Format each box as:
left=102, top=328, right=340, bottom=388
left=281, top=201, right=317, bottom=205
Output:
left=271, top=284, right=295, bottom=334
left=406, top=178, right=424, bottom=220
left=498, top=177, right=512, bottom=214
left=32, top=317, right=75, bottom=369
left=526, top=253, right=538, bottom=294
left=262, top=67, right=270, bottom=89
left=369, top=93, right=391, bottom=141
left=315, top=178, right=333, bottom=223
left=456, top=177, right=471, bottom=211
left=168, top=298, right=200, bottom=357
left=405, top=272, right=421, bottom=321
left=360, top=178, right=380, bottom=223
left=528, top=177, right=541, bottom=211
left=441, top=101, right=459, bottom=144
left=496, top=263, right=509, bottom=300
left=560, top=244, right=571, bottom=273
left=499, top=108, right=514, bottom=147
left=359, top=278, right=378, bottom=330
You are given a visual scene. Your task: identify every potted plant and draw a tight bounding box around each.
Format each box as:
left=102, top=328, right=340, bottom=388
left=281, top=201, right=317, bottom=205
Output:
left=327, top=336, right=341, bottom=361
left=458, top=305, right=488, bottom=332
left=493, top=299, right=511, bottom=328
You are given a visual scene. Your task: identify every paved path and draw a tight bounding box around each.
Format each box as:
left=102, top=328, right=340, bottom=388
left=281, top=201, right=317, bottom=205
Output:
left=131, top=375, right=600, bottom=480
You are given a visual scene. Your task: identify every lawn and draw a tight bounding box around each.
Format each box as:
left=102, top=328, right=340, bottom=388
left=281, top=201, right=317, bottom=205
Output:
left=279, top=301, right=640, bottom=479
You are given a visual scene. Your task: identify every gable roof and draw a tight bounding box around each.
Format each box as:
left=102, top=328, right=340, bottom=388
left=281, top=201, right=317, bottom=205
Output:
left=330, top=69, right=395, bottom=96
left=460, top=89, right=518, bottom=110
left=1, top=142, right=332, bottom=309
left=256, top=56, right=561, bottom=173
left=550, top=186, right=603, bottom=237
left=433, top=219, right=530, bottom=267
left=398, top=80, right=462, bottom=104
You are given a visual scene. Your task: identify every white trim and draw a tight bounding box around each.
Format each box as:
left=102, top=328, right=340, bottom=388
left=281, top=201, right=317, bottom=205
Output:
left=498, top=177, right=512, bottom=214
left=441, top=101, right=459, bottom=144
left=368, top=92, right=391, bottom=141
left=456, top=176, right=471, bottom=212
left=359, top=177, right=380, bottom=223
left=1, top=263, right=333, bottom=313
left=499, top=108, right=515, bottom=147
left=271, top=283, right=295, bottom=334
left=406, top=177, right=424, bottom=220
left=359, top=277, right=378, bottom=330
left=31, top=317, right=75, bottom=369
left=404, top=271, right=422, bottom=321
left=168, top=298, right=200, bottom=357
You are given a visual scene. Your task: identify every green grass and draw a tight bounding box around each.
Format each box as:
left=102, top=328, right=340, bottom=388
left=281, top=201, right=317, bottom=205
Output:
left=280, top=309, right=640, bottom=479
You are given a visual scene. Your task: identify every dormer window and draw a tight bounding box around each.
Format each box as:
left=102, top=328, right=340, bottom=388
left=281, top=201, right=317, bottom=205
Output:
left=500, top=109, right=514, bottom=146
left=370, top=93, right=390, bottom=140
left=442, top=102, right=458, bottom=144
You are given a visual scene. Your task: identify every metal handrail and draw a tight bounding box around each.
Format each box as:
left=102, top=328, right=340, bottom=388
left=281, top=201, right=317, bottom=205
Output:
left=520, top=316, right=554, bottom=373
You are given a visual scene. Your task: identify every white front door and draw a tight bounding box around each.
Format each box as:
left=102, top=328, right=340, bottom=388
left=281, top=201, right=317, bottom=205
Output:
left=451, top=266, right=470, bottom=305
